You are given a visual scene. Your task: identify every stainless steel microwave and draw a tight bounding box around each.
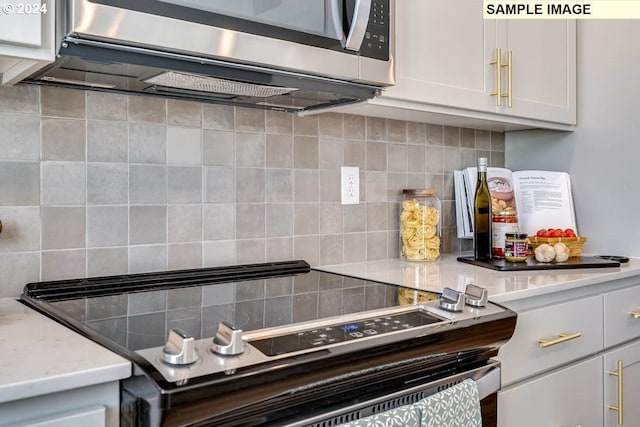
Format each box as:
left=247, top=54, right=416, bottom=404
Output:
left=25, top=0, right=394, bottom=112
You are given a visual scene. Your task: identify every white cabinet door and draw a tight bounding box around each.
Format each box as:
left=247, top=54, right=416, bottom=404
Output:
left=495, top=19, right=576, bottom=124
left=603, top=340, right=640, bottom=427
left=385, top=0, right=496, bottom=113
left=0, top=1, right=43, bottom=47
left=0, top=0, right=54, bottom=84
left=17, top=406, right=106, bottom=427
left=498, top=356, right=603, bottom=427
left=372, top=1, right=576, bottom=128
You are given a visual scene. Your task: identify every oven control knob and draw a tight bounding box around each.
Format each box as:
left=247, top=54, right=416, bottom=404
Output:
left=465, top=284, right=489, bottom=308
left=211, top=322, right=246, bottom=356
left=162, top=328, right=198, bottom=365
left=439, top=287, right=465, bottom=312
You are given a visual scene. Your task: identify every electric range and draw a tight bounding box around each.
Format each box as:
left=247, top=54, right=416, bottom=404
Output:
left=21, top=260, right=516, bottom=427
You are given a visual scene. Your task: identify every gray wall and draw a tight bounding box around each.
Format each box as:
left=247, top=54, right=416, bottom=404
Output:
left=506, top=21, right=640, bottom=257
left=0, top=85, right=505, bottom=297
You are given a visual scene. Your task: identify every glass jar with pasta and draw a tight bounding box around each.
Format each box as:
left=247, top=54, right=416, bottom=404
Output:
left=400, top=189, right=441, bottom=261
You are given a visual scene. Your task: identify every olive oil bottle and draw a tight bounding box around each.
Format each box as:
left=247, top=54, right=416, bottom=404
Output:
left=474, top=157, right=492, bottom=260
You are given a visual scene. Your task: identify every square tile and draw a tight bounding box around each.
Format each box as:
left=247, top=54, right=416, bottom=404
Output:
left=203, top=130, right=234, bottom=166
left=41, top=86, right=85, bottom=118
left=0, top=252, right=40, bottom=298
left=129, top=244, right=167, bottom=273
left=41, top=249, right=86, bottom=281
left=128, top=96, right=166, bottom=124
left=129, top=124, right=166, bottom=164
left=86, top=91, right=127, bottom=121
left=203, top=203, right=235, bottom=240
left=87, top=163, right=128, bottom=204
left=0, top=85, right=38, bottom=114
left=266, top=134, right=293, bottom=168
left=204, top=167, right=235, bottom=203
left=87, top=247, right=128, bottom=277
left=0, top=207, right=40, bottom=252
left=87, top=206, right=128, bottom=248
left=42, top=206, right=85, bottom=250
left=294, top=204, right=318, bottom=235
left=168, top=166, right=202, bottom=203
left=236, top=203, right=265, bottom=239
left=266, top=110, right=292, bottom=134
left=167, top=99, right=202, bottom=127
left=236, top=132, right=265, bottom=167
left=129, top=165, right=167, bottom=204
left=236, top=168, right=265, bottom=203
left=41, top=162, right=86, bottom=205
left=87, top=121, right=128, bottom=162
left=236, top=108, right=265, bottom=132
left=0, top=161, right=39, bottom=206
left=266, top=203, right=292, bottom=238
left=203, top=240, right=236, bottom=267
left=168, top=243, right=202, bottom=270
left=130, top=205, right=167, bottom=244
left=266, top=169, right=292, bottom=202
left=0, top=114, right=39, bottom=160
left=293, top=136, right=318, bottom=169
left=167, top=127, right=202, bottom=165
left=169, top=204, right=202, bottom=243
left=203, top=104, right=234, bottom=130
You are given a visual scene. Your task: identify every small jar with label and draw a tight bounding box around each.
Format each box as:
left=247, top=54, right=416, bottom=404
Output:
left=492, top=209, right=519, bottom=258
left=400, top=189, right=441, bottom=261
left=505, top=233, right=529, bottom=262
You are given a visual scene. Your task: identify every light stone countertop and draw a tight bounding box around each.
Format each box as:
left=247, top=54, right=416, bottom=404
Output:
left=315, top=254, right=640, bottom=304
left=0, top=298, right=131, bottom=404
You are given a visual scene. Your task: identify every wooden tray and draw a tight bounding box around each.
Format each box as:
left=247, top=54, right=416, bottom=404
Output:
left=457, top=255, right=620, bottom=271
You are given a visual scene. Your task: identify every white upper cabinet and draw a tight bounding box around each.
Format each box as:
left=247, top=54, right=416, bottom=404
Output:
left=322, top=0, right=576, bottom=131
left=493, top=19, right=576, bottom=124
left=387, top=0, right=496, bottom=113
left=0, top=0, right=54, bottom=85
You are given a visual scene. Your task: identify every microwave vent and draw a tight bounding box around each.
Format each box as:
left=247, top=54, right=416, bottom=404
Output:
left=143, top=71, right=299, bottom=98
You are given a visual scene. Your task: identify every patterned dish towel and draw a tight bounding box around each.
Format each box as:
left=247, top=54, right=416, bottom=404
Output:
left=338, top=379, right=482, bottom=427
left=416, top=379, right=482, bottom=427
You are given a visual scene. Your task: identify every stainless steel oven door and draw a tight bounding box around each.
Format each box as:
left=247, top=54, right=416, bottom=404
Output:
left=66, top=0, right=393, bottom=85
left=286, top=360, right=502, bottom=427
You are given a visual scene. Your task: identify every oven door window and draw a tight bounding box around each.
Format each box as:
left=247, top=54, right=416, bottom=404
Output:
left=92, top=0, right=362, bottom=51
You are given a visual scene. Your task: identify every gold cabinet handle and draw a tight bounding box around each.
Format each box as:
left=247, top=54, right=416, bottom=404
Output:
left=608, top=360, right=624, bottom=425
left=631, top=311, right=640, bottom=319
left=490, top=48, right=502, bottom=106
left=537, top=332, right=582, bottom=348
left=503, top=50, right=512, bottom=107
left=490, top=49, right=512, bottom=107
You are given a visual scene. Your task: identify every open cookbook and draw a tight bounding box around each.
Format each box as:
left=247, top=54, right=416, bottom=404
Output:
left=454, top=167, right=578, bottom=239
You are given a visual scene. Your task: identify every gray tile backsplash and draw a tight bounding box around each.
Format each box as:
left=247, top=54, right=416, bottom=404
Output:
left=0, top=85, right=505, bottom=297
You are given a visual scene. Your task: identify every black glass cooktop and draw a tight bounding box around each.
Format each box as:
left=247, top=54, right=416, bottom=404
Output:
left=22, top=260, right=438, bottom=354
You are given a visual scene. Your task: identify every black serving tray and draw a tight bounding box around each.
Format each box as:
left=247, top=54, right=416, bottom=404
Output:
left=457, top=255, right=620, bottom=271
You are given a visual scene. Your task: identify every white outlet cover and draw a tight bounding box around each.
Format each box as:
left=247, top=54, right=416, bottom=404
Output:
left=341, top=166, right=359, bottom=205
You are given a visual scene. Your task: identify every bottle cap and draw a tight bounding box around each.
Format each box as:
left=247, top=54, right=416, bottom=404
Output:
left=477, top=157, right=488, bottom=167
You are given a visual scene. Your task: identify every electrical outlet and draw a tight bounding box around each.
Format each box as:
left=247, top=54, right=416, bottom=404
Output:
left=341, top=166, right=359, bottom=205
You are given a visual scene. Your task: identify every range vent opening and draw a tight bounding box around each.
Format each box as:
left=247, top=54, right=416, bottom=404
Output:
left=144, top=71, right=299, bottom=97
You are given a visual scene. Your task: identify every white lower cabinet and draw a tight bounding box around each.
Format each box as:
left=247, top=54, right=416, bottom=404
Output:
left=0, top=382, right=119, bottom=427
left=498, top=356, right=603, bottom=427
left=603, top=339, right=640, bottom=426
left=497, top=277, right=640, bottom=427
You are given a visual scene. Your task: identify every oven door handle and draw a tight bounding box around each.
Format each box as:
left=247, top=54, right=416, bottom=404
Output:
left=475, top=361, right=501, bottom=400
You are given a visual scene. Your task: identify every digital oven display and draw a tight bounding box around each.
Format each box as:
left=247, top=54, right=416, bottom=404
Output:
left=251, top=311, right=440, bottom=356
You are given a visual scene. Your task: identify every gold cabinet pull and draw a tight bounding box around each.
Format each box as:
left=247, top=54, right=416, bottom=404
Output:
left=608, top=360, right=624, bottom=425
left=631, top=311, right=640, bottom=319
left=490, top=48, right=502, bottom=106
left=537, top=332, right=582, bottom=348
left=503, top=50, right=512, bottom=107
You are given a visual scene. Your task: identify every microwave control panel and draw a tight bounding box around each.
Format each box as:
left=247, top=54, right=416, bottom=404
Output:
left=361, top=0, right=390, bottom=61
